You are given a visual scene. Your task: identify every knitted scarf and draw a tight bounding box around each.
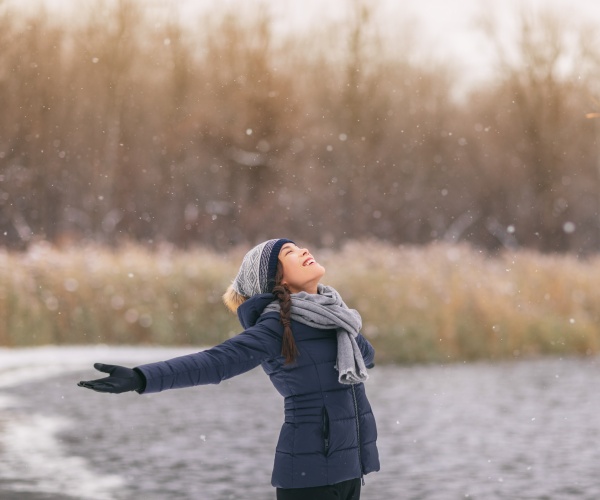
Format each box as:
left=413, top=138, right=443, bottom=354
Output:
left=263, top=284, right=368, bottom=385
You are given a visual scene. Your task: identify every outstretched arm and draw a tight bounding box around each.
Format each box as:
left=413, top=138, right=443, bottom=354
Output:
left=78, top=323, right=281, bottom=395
left=137, top=328, right=277, bottom=393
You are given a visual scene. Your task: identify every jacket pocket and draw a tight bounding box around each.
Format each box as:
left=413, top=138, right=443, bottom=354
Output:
left=322, top=406, right=330, bottom=455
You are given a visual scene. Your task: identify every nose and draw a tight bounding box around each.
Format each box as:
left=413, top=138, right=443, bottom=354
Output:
left=300, top=247, right=309, bottom=255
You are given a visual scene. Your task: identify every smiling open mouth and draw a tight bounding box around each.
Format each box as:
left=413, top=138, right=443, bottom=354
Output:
left=303, top=258, right=316, bottom=266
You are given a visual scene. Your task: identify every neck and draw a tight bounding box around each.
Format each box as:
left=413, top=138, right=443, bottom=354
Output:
left=289, top=283, right=319, bottom=295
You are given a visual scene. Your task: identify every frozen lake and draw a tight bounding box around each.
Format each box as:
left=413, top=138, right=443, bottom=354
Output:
left=1, top=346, right=599, bottom=499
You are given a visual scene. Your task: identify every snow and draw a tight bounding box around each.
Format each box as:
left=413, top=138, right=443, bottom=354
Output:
left=0, top=345, right=197, bottom=499
left=0, top=415, right=124, bottom=500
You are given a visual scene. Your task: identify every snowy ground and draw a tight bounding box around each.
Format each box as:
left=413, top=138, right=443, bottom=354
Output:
left=1, top=346, right=600, bottom=499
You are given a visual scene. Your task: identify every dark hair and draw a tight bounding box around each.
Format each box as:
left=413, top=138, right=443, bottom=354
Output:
left=272, top=261, right=298, bottom=364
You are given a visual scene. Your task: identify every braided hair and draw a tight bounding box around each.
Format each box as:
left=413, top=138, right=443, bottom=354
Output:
left=272, top=261, right=299, bottom=364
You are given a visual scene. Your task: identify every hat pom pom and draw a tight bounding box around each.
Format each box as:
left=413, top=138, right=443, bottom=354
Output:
left=222, top=284, right=247, bottom=313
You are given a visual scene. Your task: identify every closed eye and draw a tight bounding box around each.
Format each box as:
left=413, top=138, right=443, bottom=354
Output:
left=282, top=244, right=297, bottom=256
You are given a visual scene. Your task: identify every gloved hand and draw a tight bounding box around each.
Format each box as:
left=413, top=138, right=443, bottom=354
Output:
left=78, top=363, right=145, bottom=394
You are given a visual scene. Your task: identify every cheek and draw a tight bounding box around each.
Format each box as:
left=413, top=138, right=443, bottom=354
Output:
left=280, top=259, right=298, bottom=281
left=286, top=266, right=303, bottom=282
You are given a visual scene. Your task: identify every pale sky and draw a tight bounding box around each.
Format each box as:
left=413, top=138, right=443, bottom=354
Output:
left=17, top=0, right=600, bottom=91
left=256, top=0, right=600, bottom=87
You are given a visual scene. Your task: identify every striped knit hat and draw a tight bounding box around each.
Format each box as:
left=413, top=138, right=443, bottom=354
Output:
left=232, top=238, right=294, bottom=297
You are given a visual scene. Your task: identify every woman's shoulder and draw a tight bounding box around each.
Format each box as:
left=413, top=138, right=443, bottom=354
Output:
left=237, top=294, right=277, bottom=329
left=251, top=312, right=282, bottom=333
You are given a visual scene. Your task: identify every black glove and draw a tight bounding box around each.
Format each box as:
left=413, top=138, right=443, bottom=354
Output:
left=78, top=363, right=145, bottom=394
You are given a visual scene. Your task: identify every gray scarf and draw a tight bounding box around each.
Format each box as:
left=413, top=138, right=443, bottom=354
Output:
left=263, top=284, right=369, bottom=385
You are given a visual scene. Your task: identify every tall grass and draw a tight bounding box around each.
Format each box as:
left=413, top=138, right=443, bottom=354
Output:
left=2, top=241, right=599, bottom=363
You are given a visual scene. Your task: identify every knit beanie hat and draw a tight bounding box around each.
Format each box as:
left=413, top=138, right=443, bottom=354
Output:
left=223, top=238, right=293, bottom=313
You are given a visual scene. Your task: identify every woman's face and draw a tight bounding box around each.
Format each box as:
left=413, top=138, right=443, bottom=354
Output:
left=278, top=242, right=325, bottom=294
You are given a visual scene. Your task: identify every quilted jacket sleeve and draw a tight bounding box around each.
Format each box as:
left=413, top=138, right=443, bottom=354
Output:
left=135, top=323, right=282, bottom=394
left=356, top=333, right=376, bottom=369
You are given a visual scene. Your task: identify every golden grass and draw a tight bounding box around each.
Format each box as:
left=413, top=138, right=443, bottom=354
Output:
left=2, top=241, right=599, bottom=364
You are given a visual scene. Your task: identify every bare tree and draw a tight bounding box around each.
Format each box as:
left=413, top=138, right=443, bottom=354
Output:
left=472, top=7, right=600, bottom=252
left=1, top=1, right=600, bottom=253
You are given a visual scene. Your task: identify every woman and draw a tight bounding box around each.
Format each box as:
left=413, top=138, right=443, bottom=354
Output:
left=78, top=238, right=380, bottom=499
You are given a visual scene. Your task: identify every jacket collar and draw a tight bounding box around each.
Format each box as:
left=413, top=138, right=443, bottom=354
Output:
left=237, top=293, right=278, bottom=329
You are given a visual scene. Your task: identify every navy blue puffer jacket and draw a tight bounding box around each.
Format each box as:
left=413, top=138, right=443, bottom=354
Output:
left=136, top=293, right=380, bottom=489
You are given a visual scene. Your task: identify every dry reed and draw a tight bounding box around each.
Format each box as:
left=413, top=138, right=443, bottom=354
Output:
left=1, top=241, right=599, bottom=364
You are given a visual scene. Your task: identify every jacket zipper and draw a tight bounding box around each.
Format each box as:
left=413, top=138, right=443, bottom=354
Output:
left=351, top=384, right=365, bottom=486
left=322, top=406, right=330, bottom=455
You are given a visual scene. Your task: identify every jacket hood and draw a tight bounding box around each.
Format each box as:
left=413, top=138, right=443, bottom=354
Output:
left=237, top=293, right=278, bottom=329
